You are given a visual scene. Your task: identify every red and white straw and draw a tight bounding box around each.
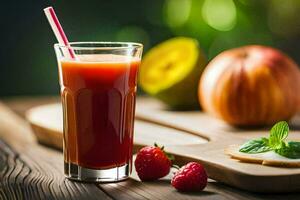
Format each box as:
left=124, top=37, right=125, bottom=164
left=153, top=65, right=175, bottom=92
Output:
left=44, top=7, right=76, bottom=59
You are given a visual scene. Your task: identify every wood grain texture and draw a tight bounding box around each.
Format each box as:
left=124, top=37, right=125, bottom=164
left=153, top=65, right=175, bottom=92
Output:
left=0, top=102, right=111, bottom=200
left=0, top=99, right=227, bottom=200
left=24, top=98, right=300, bottom=193
left=99, top=179, right=229, bottom=200
left=2, top=97, right=300, bottom=199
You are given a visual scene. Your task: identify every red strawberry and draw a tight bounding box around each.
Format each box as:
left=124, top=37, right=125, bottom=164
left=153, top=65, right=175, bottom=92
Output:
left=171, top=162, right=207, bottom=192
left=134, top=144, right=172, bottom=181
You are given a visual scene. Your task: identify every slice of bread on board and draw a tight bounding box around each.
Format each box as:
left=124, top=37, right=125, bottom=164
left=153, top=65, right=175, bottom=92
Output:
left=225, top=145, right=300, bottom=167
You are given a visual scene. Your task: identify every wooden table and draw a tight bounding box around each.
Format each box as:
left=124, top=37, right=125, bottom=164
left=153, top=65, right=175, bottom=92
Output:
left=0, top=96, right=299, bottom=200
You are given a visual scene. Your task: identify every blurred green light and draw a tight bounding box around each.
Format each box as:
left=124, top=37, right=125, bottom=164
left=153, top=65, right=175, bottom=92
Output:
left=164, top=0, right=192, bottom=28
left=116, top=26, right=150, bottom=49
left=267, top=0, right=300, bottom=37
left=202, top=0, right=237, bottom=31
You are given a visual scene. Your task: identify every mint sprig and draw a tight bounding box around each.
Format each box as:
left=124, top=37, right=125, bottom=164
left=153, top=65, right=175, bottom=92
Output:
left=239, top=121, right=300, bottom=159
left=275, top=141, right=300, bottom=159
left=239, top=138, right=272, bottom=153
left=269, top=121, right=289, bottom=149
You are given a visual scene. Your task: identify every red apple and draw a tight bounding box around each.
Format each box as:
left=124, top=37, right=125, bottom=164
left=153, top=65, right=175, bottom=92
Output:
left=199, top=45, right=300, bottom=126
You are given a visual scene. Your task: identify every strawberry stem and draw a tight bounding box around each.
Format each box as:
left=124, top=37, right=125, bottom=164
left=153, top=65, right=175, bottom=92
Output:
left=153, top=143, right=174, bottom=162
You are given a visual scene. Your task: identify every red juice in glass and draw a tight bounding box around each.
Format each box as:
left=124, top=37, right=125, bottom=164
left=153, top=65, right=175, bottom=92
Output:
left=55, top=42, right=143, bottom=182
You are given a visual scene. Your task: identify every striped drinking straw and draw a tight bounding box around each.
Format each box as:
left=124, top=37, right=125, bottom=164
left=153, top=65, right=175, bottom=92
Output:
left=44, top=7, right=76, bottom=60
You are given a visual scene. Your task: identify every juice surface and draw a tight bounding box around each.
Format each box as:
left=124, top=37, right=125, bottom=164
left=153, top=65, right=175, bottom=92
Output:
left=60, top=54, right=140, bottom=169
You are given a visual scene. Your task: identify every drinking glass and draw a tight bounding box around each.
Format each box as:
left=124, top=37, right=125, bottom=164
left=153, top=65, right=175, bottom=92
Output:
left=54, top=42, right=143, bottom=182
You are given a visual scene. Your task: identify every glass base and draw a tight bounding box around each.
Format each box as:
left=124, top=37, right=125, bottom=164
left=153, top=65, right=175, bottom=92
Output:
left=64, top=162, right=129, bottom=182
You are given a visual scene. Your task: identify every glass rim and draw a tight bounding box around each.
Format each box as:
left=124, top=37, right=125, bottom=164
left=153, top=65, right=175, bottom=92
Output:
left=54, top=41, right=143, bottom=50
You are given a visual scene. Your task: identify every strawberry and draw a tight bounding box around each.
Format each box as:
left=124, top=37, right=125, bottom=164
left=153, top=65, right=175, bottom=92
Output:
left=171, top=162, right=207, bottom=192
left=134, top=144, right=172, bottom=181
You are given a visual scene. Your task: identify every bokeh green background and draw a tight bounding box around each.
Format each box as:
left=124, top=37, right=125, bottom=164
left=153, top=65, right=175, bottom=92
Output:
left=1, top=0, right=300, bottom=96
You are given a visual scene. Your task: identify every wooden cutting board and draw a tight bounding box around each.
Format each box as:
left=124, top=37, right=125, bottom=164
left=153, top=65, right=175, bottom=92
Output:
left=25, top=98, right=300, bottom=193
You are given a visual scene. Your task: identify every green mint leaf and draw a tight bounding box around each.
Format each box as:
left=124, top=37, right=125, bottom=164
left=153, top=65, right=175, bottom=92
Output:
left=239, top=138, right=272, bottom=153
left=269, top=121, right=289, bottom=149
left=275, top=141, right=300, bottom=159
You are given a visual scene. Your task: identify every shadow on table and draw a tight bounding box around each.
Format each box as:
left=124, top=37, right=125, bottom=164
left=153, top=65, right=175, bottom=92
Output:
left=209, top=181, right=300, bottom=200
